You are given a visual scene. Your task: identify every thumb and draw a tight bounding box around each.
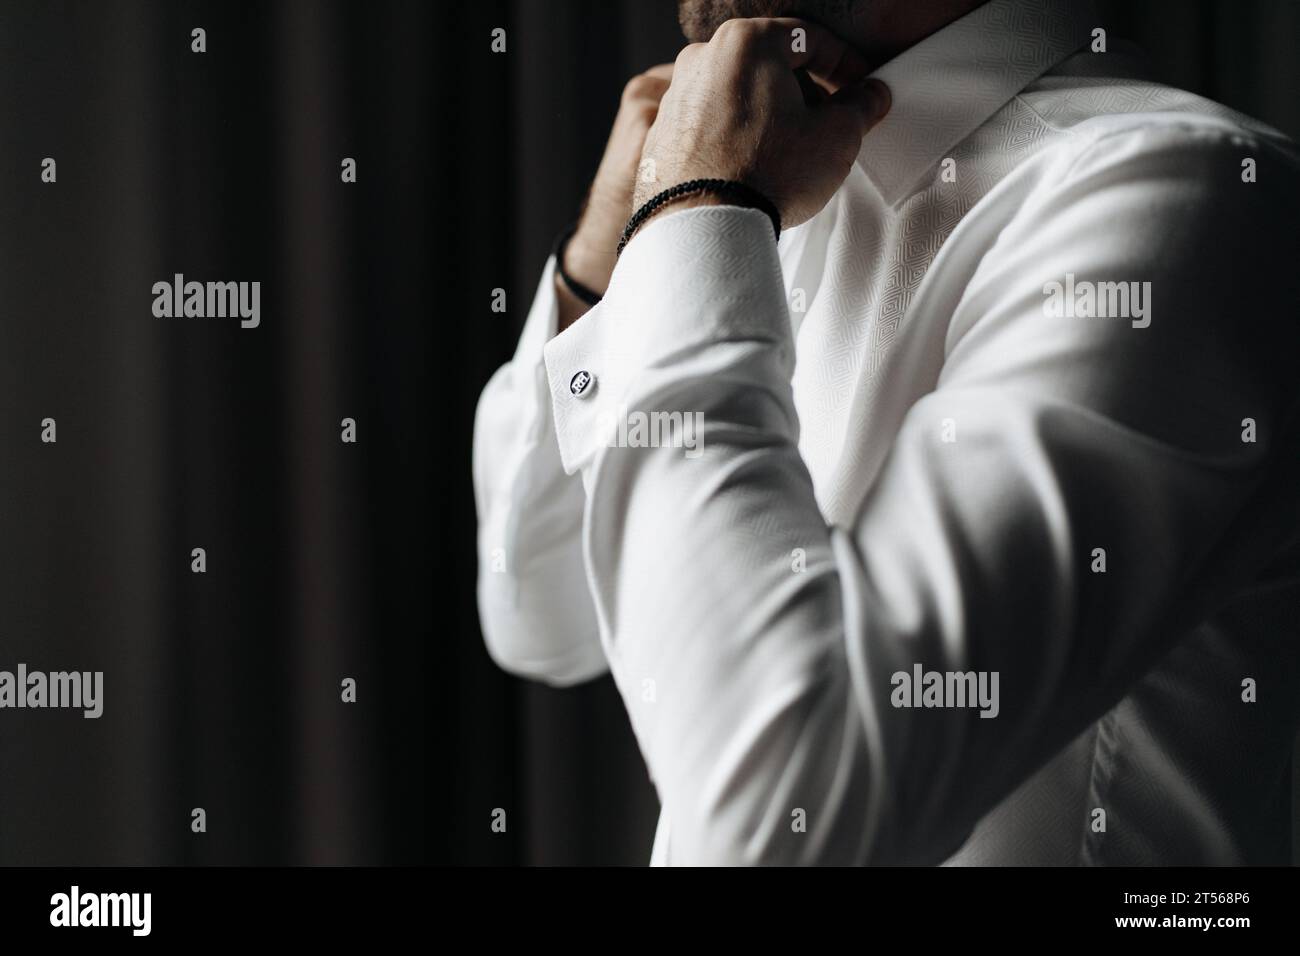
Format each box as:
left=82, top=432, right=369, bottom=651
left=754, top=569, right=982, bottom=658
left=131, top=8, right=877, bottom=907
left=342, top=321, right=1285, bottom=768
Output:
left=826, top=77, right=891, bottom=135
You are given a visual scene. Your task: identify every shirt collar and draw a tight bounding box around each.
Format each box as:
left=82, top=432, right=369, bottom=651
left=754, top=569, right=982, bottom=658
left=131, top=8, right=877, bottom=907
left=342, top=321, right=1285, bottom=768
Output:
left=859, top=0, right=1097, bottom=205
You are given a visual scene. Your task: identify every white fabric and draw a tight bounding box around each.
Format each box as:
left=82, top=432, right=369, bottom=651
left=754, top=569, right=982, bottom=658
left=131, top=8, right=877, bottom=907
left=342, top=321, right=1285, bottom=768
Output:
left=474, top=0, right=1300, bottom=864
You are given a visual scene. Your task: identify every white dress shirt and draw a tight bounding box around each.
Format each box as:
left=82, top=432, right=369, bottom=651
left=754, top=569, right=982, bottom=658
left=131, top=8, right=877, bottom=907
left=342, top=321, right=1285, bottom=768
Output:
left=474, top=0, right=1300, bottom=865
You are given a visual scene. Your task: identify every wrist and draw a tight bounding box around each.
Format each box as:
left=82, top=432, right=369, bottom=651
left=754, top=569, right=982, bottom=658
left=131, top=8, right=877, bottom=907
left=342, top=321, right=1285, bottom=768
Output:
left=552, top=224, right=610, bottom=333
left=619, top=179, right=780, bottom=256
left=635, top=192, right=728, bottom=232
left=562, top=230, right=616, bottom=296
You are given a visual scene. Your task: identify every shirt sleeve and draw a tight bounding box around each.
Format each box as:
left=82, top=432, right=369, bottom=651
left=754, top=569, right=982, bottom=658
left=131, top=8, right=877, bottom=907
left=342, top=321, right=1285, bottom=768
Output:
left=540, top=128, right=1300, bottom=863
left=472, top=256, right=608, bottom=686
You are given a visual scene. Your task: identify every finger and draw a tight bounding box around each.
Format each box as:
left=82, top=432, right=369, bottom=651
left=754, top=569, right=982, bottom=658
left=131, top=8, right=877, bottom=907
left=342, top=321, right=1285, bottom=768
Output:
left=713, top=17, right=870, bottom=91
left=674, top=42, right=706, bottom=70
left=643, top=63, right=674, bottom=82
left=768, top=18, right=870, bottom=89
left=794, top=68, right=830, bottom=106
left=822, top=77, right=891, bottom=136
left=622, top=72, right=671, bottom=106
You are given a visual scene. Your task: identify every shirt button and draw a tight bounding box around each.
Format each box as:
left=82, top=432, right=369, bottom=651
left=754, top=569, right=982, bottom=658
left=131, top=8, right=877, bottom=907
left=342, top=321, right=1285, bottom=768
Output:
left=569, top=370, right=595, bottom=398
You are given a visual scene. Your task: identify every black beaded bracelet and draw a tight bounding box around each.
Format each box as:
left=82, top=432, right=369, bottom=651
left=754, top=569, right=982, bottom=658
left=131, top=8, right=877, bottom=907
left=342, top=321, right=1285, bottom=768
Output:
left=552, top=223, right=605, bottom=307
left=617, top=179, right=781, bottom=256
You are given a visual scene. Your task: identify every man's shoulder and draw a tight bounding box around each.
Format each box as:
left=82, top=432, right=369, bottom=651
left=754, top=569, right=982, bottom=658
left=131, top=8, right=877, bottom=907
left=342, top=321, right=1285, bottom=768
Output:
left=1017, top=54, right=1298, bottom=168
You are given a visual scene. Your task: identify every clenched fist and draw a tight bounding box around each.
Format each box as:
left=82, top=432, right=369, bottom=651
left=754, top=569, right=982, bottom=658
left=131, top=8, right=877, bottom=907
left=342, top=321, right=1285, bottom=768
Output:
left=634, top=18, right=890, bottom=234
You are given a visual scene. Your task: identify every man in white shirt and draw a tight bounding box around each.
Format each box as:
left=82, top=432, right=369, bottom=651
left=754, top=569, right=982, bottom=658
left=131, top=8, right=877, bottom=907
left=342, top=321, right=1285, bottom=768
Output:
left=474, top=0, right=1300, bottom=865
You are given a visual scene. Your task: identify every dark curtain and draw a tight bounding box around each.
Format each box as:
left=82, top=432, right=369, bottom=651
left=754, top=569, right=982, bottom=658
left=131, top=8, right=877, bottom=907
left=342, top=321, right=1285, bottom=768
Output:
left=0, top=0, right=1294, bottom=866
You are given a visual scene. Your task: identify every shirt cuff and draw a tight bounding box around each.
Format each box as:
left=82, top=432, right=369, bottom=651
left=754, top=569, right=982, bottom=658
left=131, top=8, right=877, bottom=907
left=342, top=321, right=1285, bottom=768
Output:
left=514, top=256, right=563, bottom=442
left=542, top=205, right=790, bottom=475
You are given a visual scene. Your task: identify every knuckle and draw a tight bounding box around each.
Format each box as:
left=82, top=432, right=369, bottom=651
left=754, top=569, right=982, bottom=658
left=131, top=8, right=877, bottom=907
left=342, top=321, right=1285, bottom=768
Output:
left=621, top=74, right=658, bottom=102
left=674, top=42, right=703, bottom=66
left=620, top=77, right=642, bottom=99
left=713, top=18, right=759, bottom=44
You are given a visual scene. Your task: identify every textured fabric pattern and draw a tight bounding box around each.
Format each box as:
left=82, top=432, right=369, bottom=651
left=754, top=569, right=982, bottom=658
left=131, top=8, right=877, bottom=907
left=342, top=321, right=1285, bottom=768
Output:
left=474, top=0, right=1300, bottom=864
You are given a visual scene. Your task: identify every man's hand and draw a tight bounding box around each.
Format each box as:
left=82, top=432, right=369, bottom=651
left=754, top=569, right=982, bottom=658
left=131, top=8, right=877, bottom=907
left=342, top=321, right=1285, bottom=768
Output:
left=634, top=18, right=890, bottom=232
left=557, top=64, right=673, bottom=330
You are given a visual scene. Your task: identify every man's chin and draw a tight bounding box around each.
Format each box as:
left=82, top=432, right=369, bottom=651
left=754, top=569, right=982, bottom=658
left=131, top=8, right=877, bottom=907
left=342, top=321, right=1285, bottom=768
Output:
left=677, top=0, right=797, bottom=43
